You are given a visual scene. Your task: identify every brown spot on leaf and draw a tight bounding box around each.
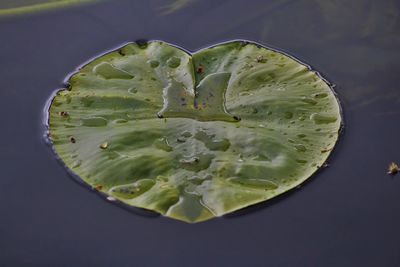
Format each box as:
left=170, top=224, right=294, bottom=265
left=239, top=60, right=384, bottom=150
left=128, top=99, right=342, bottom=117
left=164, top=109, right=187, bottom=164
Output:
left=59, top=111, right=69, bottom=117
left=100, top=142, right=108, bottom=149
left=196, top=65, right=204, bottom=74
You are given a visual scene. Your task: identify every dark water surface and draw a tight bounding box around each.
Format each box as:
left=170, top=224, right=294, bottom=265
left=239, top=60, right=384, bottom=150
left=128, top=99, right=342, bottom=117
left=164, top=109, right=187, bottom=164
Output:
left=1, top=0, right=400, bottom=266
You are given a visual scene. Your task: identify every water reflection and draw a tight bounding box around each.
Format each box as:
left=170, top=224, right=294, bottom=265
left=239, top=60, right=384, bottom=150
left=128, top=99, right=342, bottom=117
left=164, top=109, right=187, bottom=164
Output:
left=0, top=0, right=100, bottom=16
left=159, top=0, right=196, bottom=15
left=0, top=0, right=399, bottom=222
left=175, top=0, right=400, bottom=114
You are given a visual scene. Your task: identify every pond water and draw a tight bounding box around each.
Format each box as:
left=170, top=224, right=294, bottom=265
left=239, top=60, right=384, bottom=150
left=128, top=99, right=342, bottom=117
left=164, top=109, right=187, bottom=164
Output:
left=1, top=0, right=399, bottom=266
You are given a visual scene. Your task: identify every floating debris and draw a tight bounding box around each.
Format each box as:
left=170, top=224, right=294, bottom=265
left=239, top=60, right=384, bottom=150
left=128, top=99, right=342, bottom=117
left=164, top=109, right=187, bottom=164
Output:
left=107, top=196, right=116, bottom=201
left=387, top=162, right=399, bottom=176
left=70, top=137, right=76, bottom=143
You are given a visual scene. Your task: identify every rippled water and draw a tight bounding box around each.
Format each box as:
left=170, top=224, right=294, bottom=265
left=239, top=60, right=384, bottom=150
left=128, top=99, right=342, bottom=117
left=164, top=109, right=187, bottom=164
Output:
left=1, top=0, right=399, bottom=266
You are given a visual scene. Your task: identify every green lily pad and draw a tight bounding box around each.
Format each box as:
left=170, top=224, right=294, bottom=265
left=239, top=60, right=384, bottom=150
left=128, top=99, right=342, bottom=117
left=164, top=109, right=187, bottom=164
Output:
left=47, top=40, right=342, bottom=223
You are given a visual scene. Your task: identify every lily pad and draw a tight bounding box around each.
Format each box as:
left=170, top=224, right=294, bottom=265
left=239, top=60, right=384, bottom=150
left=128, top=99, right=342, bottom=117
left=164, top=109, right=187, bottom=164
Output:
left=47, top=40, right=342, bottom=223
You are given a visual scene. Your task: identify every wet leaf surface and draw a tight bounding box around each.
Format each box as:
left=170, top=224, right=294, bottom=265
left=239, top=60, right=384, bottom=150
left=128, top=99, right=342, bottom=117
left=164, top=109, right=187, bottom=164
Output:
left=48, top=40, right=342, bottom=223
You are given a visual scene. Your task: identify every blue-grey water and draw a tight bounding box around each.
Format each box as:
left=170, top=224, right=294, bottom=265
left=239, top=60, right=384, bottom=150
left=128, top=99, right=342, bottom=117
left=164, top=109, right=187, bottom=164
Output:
left=1, top=0, right=400, bottom=266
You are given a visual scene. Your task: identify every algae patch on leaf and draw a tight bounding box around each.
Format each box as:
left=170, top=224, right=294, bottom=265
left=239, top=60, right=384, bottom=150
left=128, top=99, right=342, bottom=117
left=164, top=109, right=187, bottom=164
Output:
left=47, top=40, right=342, bottom=223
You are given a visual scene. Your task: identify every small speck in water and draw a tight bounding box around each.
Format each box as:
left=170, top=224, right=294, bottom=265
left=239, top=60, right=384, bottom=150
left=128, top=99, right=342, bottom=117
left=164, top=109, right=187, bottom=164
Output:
left=387, top=162, right=399, bottom=176
left=70, top=137, right=76, bottom=143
